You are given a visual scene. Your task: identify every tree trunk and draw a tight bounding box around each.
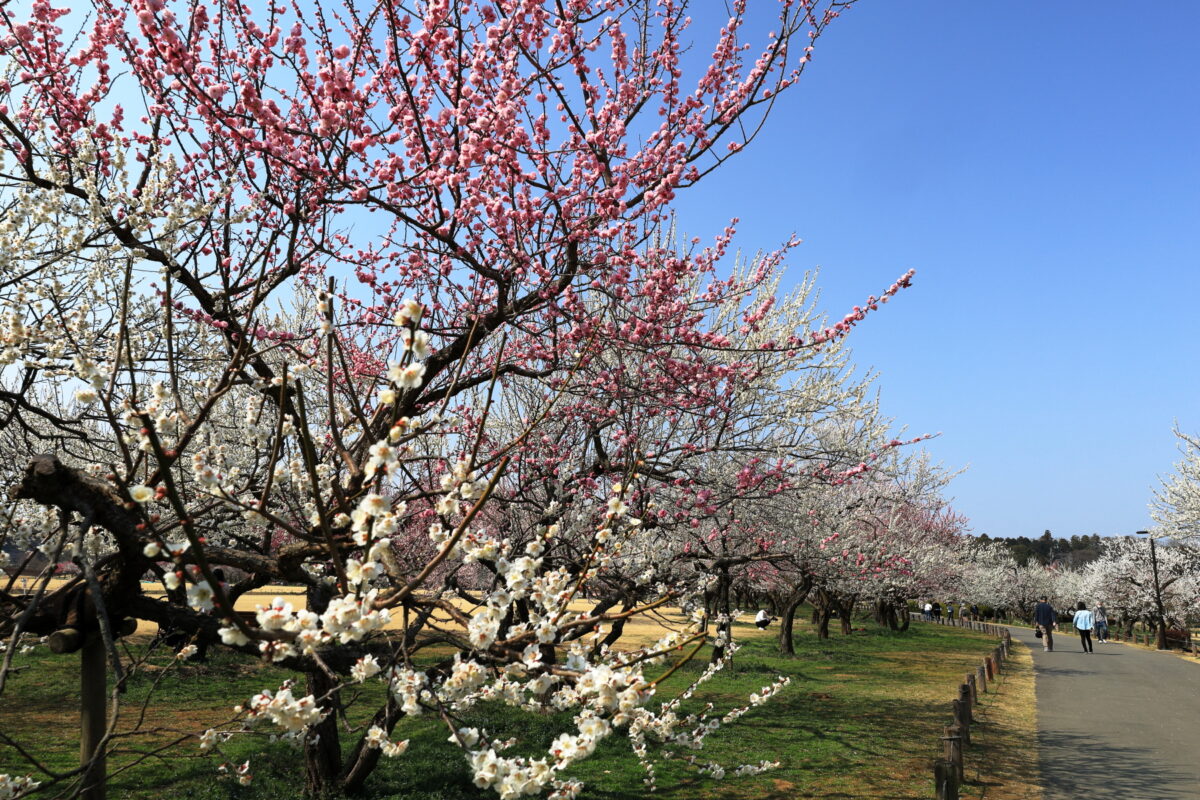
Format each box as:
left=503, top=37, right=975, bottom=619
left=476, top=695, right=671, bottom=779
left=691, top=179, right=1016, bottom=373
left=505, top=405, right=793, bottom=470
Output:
left=876, top=599, right=899, bottom=630
left=771, top=580, right=812, bottom=654
left=304, top=665, right=343, bottom=797
left=340, top=696, right=404, bottom=795
left=838, top=596, right=855, bottom=635
left=777, top=600, right=797, bottom=654
left=816, top=605, right=832, bottom=639
left=710, top=566, right=732, bottom=663
left=304, top=584, right=343, bottom=797
left=897, top=603, right=910, bottom=631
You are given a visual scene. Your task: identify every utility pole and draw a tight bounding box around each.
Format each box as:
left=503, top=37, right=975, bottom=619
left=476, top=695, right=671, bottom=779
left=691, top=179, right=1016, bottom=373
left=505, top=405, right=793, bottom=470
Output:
left=1137, top=530, right=1168, bottom=650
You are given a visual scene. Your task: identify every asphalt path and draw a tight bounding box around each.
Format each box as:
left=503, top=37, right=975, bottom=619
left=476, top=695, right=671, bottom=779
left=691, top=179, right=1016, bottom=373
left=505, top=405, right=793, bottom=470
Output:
left=1009, top=625, right=1200, bottom=799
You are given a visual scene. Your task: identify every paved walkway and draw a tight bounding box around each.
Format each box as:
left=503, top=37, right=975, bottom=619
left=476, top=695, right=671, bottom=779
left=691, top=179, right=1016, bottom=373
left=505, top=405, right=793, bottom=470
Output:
left=1009, top=625, right=1200, bottom=799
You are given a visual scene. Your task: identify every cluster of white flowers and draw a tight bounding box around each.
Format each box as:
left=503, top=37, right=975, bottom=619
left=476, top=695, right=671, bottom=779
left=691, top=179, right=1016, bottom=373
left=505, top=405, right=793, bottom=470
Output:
left=71, top=355, right=108, bottom=395
left=198, top=728, right=220, bottom=752
left=0, top=774, right=40, bottom=800
left=216, top=758, right=253, bottom=786
left=467, top=603, right=504, bottom=650
left=241, top=683, right=324, bottom=734
left=458, top=705, right=611, bottom=799
left=350, top=654, right=382, bottom=683
left=363, top=725, right=409, bottom=757
left=348, top=491, right=404, bottom=547
left=219, top=591, right=391, bottom=659
left=0, top=505, right=59, bottom=557
left=389, top=666, right=432, bottom=715
left=384, top=298, right=428, bottom=392
left=320, top=590, right=392, bottom=643
left=721, top=676, right=791, bottom=725
left=467, top=750, right=557, bottom=799
left=730, top=760, right=782, bottom=777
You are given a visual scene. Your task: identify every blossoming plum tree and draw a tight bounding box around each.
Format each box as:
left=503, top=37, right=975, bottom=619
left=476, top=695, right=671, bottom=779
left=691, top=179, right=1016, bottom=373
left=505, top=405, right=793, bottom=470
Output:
left=1076, top=536, right=1200, bottom=647
left=1152, top=428, right=1200, bottom=542
left=0, top=0, right=939, bottom=797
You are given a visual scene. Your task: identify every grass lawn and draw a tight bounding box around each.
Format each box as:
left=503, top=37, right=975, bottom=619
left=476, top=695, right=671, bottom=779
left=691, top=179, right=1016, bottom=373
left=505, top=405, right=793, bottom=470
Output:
left=1, top=613, right=1029, bottom=799
left=958, top=638, right=1040, bottom=800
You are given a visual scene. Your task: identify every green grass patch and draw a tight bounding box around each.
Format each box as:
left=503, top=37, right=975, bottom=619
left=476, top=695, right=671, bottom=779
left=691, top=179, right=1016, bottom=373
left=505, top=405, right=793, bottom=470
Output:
left=1, top=615, right=1002, bottom=799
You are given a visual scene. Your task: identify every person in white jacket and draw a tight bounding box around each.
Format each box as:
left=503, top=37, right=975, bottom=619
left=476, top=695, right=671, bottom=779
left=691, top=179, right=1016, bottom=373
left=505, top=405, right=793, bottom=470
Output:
left=1072, top=601, right=1095, bottom=653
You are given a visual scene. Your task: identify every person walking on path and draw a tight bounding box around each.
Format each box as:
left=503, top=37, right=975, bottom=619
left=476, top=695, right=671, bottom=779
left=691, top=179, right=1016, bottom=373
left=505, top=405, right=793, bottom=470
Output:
left=1073, top=601, right=1095, bottom=653
left=1094, top=602, right=1109, bottom=643
left=923, top=601, right=933, bottom=621
left=932, top=601, right=942, bottom=621
left=1034, top=596, right=1057, bottom=651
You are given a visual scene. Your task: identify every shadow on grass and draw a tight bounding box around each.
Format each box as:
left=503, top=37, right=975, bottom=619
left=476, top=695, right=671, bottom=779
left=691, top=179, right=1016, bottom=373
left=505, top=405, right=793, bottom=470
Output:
left=2, top=618, right=1003, bottom=800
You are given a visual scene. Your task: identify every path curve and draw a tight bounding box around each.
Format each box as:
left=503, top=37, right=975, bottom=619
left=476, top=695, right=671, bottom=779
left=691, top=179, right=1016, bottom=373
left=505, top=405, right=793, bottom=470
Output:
left=1009, top=625, right=1200, bottom=799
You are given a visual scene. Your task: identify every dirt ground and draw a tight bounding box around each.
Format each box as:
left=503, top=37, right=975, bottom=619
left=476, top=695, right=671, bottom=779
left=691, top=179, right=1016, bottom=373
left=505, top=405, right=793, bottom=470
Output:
left=17, top=577, right=696, bottom=646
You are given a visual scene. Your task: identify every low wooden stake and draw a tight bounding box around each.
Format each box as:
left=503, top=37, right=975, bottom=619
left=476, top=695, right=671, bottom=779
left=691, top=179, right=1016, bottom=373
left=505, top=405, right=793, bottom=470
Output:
left=935, top=759, right=960, bottom=800
left=944, top=724, right=964, bottom=780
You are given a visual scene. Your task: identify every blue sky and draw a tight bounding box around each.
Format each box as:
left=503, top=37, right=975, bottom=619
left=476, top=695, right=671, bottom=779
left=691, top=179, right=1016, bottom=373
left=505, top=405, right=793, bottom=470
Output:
left=673, top=2, right=1200, bottom=538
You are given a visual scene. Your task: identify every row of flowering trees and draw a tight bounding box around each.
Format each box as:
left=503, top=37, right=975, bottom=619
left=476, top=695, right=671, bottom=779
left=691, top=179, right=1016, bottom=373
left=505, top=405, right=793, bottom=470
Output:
left=0, top=0, right=991, bottom=798
left=1007, top=428, right=1200, bottom=646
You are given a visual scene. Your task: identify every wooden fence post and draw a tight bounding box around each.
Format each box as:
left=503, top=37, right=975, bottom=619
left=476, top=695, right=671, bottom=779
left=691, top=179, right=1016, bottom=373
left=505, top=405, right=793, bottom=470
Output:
left=935, top=760, right=960, bottom=800
left=985, top=656, right=995, bottom=681
left=80, top=635, right=107, bottom=800
left=976, top=664, right=987, bottom=694
left=952, top=699, right=971, bottom=746
left=966, top=674, right=977, bottom=706
left=943, top=725, right=963, bottom=781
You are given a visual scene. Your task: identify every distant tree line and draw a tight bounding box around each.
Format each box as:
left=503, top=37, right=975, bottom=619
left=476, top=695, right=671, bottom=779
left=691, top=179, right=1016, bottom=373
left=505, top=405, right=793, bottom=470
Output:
left=977, top=530, right=1102, bottom=567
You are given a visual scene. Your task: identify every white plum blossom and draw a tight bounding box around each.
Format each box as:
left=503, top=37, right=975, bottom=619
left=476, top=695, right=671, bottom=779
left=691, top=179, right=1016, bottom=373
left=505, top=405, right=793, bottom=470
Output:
left=129, top=485, right=155, bottom=503
left=187, top=581, right=215, bottom=612
left=218, top=625, right=251, bottom=647
left=198, top=729, right=218, bottom=752
left=388, top=362, right=426, bottom=389
left=381, top=739, right=410, bottom=758
left=364, top=725, right=389, bottom=749
left=351, top=655, right=381, bottom=683
left=392, top=298, right=422, bottom=327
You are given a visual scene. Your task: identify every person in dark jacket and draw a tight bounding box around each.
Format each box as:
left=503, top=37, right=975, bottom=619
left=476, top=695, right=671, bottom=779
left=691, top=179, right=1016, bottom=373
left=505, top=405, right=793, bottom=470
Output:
left=1033, top=596, right=1057, bottom=651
